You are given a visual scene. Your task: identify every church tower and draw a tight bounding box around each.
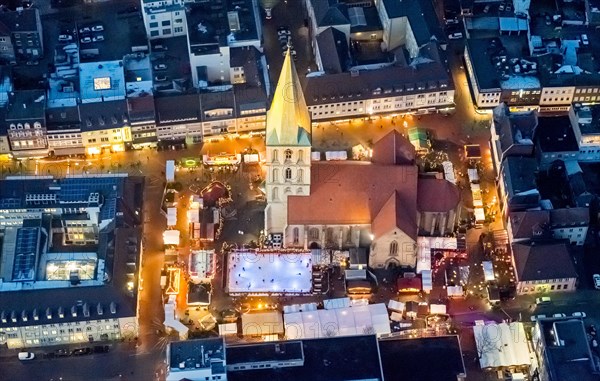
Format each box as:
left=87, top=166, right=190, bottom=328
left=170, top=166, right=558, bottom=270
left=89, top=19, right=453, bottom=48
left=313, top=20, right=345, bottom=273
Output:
left=264, top=49, right=312, bottom=239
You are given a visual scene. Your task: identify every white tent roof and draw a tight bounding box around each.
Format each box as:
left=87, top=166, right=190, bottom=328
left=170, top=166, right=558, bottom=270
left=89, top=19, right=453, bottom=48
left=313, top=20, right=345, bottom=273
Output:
left=387, top=300, right=405, bottom=312
left=430, top=304, right=447, bottom=315
left=442, top=161, right=456, bottom=184
left=284, top=303, right=391, bottom=339
left=163, top=230, right=180, bottom=246
left=416, top=237, right=458, bottom=273
left=241, top=311, right=284, bottom=336
left=468, top=168, right=479, bottom=183
left=324, top=297, right=351, bottom=310
left=167, top=207, right=177, bottom=227
left=474, top=208, right=486, bottom=222
left=447, top=285, right=464, bottom=296
left=421, top=270, right=433, bottom=291
left=390, top=312, right=403, bottom=322
left=218, top=323, right=238, bottom=336
left=474, top=322, right=531, bottom=369
left=166, top=160, right=175, bottom=182
left=483, top=261, right=495, bottom=281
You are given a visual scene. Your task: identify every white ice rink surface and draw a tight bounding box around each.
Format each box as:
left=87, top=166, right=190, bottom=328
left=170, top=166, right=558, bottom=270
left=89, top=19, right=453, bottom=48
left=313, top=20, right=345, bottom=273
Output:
left=227, top=251, right=313, bottom=294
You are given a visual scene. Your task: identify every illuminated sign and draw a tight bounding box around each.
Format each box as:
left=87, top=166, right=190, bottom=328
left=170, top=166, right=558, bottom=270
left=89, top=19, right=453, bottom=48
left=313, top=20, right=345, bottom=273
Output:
left=93, top=77, right=111, bottom=90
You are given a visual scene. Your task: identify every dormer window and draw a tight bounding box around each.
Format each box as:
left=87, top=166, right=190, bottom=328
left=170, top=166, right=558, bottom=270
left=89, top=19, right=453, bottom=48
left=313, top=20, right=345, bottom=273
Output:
left=285, top=149, right=292, bottom=161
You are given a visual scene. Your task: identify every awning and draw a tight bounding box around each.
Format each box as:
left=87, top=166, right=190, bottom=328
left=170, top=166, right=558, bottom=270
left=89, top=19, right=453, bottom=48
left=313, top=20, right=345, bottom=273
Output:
left=492, top=229, right=508, bottom=245
left=483, top=261, right=495, bottom=281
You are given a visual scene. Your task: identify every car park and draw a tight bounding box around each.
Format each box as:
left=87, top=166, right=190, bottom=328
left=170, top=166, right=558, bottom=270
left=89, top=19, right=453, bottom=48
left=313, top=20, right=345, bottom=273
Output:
left=154, top=63, right=167, bottom=70
left=448, top=32, right=463, bottom=40
left=92, top=35, right=104, bottom=42
left=18, top=352, right=35, bottom=361
left=80, top=37, right=92, bottom=44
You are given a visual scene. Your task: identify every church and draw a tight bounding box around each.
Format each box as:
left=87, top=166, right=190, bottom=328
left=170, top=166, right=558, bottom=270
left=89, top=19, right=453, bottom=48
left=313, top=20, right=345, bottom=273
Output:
left=264, top=50, right=460, bottom=270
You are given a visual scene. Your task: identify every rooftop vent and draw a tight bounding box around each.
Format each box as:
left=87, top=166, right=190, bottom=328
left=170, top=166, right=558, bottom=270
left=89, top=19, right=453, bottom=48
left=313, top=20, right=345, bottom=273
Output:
left=58, top=307, right=65, bottom=319
left=83, top=303, right=90, bottom=318
left=21, top=310, right=28, bottom=322
left=110, top=302, right=117, bottom=314
left=97, top=303, right=104, bottom=316
left=71, top=306, right=77, bottom=317
left=46, top=308, right=52, bottom=320
left=11, top=311, right=17, bottom=323
left=33, top=309, right=39, bottom=321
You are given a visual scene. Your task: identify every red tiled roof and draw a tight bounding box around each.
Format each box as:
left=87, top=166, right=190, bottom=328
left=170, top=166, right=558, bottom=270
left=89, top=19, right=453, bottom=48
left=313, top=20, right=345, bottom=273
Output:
left=509, top=210, right=550, bottom=239
left=287, top=161, right=418, bottom=234
left=371, top=129, right=416, bottom=165
left=417, top=178, right=460, bottom=213
left=372, top=190, right=418, bottom=239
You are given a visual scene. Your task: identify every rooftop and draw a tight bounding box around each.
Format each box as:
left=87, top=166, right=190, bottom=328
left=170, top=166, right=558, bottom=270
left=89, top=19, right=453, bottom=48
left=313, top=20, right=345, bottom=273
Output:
left=227, top=335, right=383, bottom=381
left=6, top=90, right=45, bottom=121
left=512, top=242, right=577, bottom=282
left=0, top=7, right=39, bottom=32
left=535, top=115, right=579, bottom=153
left=378, top=336, right=465, bottom=381
left=79, top=61, right=126, bottom=103
left=380, top=0, right=443, bottom=45
left=537, top=318, right=599, bottom=381
left=168, top=337, right=225, bottom=372
left=503, top=156, right=538, bottom=195
left=78, top=100, right=128, bottom=132
left=186, top=0, right=258, bottom=50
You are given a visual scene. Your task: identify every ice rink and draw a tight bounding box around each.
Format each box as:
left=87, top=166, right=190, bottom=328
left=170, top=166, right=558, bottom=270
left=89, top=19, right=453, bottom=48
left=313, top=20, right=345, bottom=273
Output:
left=227, top=250, right=313, bottom=294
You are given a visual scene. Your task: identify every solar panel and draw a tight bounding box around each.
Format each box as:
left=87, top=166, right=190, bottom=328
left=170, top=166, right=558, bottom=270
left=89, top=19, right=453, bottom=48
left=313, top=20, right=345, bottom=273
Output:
left=59, top=177, right=123, bottom=202
left=12, top=227, right=40, bottom=281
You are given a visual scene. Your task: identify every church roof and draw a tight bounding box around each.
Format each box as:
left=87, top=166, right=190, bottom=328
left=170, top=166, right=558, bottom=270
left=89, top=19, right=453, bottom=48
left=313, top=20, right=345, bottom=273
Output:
left=417, top=178, right=461, bottom=213
left=372, top=190, right=418, bottom=239
left=287, top=162, right=418, bottom=236
left=266, top=49, right=311, bottom=147
left=371, top=130, right=416, bottom=165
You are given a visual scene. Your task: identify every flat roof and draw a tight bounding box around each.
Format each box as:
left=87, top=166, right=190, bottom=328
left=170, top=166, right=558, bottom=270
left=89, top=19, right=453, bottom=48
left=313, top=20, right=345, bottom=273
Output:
left=79, top=61, right=126, bottom=103
left=227, top=335, right=383, bottom=381
left=169, top=337, right=225, bottom=371
left=535, top=115, right=579, bottom=153
left=378, top=336, right=466, bottom=381
left=227, top=341, right=304, bottom=365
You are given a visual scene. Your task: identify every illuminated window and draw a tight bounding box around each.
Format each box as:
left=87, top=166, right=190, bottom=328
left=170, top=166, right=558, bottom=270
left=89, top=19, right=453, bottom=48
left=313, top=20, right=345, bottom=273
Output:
left=285, top=168, right=292, bottom=180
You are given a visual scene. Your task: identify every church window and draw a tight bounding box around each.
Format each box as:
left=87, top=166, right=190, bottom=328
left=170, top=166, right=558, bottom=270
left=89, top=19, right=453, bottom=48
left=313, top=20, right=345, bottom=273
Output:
left=297, top=169, right=303, bottom=183
left=272, top=168, right=279, bottom=182
left=326, top=227, right=334, bottom=244
left=272, top=187, right=279, bottom=200
left=285, top=168, right=292, bottom=181
left=285, top=149, right=292, bottom=161
left=389, top=241, right=398, bottom=257
left=272, top=149, right=279, bottom=162
left=293, top=227, right=300, bottom=244
left=309, top=228, right=319, bottom=240
left=297, top=150, right=304, bottom=163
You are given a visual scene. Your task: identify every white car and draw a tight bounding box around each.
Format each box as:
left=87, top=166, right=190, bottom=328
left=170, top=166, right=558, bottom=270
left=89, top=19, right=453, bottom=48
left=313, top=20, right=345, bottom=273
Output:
left=536, top=296, right=552, bottom=305
left=79, top=27, right=91, bottom=34
left=18, top=352, right=35, bottom=361
left=594, top=274, right=600, bottom=290
left=553, top=313, right=567, bottom=318
left=572, top=312, right=586, bottom=318
left=154, top=63, right=167, bottom=70
left=80, top=37, right=92, bottom=44
left=265, top=7, right=272, bottom=19
left=530, top=314, right=546, bottom=322
left=445, top=18, right=459, bottom=25
left=91, top=25, right=104, bottom=32
left=58, top=34, right=73, bottom=42
left=448, top=32, right=463, bottom=40
left=92, top=35, right=104, bottom=42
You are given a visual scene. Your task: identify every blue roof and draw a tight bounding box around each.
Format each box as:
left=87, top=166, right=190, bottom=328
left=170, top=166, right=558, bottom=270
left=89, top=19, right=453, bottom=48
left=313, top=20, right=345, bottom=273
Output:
left=12, top=227, right=40, bottom=282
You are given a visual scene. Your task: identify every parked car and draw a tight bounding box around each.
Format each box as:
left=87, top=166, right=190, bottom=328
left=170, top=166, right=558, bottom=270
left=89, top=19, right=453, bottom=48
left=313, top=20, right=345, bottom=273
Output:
left=58, top=34, right=73, bottom=42
left=91, top=25, right=104, bottom=32
left=277, top=29, right=291, bottom=37
left=54, top=349, right=70, bottom=357
left=18, top=352, right=35, bottom=361
left=572, top=312, right=587, bottom=318
left=92, top=35, right=104, bottom=42
left=593, top=274, right=600, bottom=290
left=79, top=27, right=91, bottom=34
left=154, top=75, right=168, bottom=82
left=553, top=313, right=567, bottom=318
left=153, top=44, right=168, bottom=51
left=154, top=63, right=167, bottom=70
left=265, top=7, right=272, bottom=19
left=80, top=37, right=92, bottom=44
left=536, top=296, right=552, bottom=305
left=530, top=314, right=546, bottom=322
left=498, top=3, right=505, bottom=11
left=581, top=34, right=589, bottom=46
left=445, top=18, right=459, bottom=25
left=94, top=345, right=110, bottom=353
left=72, top=347, right=92, bottom=356
left=448, top=32, right=463, bottom=40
